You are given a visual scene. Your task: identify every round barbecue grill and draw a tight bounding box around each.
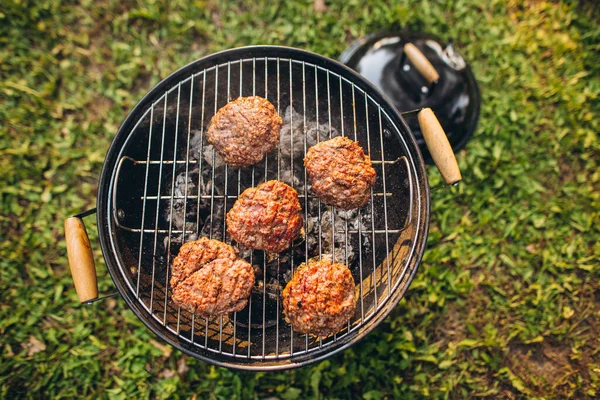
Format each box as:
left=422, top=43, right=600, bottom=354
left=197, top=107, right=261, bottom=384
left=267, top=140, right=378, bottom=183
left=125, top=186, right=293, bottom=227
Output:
left=64, top=46, right=462, bottom=370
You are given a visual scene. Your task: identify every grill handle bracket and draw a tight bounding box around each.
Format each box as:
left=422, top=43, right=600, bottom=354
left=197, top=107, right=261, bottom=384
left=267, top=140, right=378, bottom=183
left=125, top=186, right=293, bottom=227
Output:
left=111, top=156, right=137, bottom=229
left=65, top=209, right=99, bottom=304
left=417, top=108, right=462, bottom=186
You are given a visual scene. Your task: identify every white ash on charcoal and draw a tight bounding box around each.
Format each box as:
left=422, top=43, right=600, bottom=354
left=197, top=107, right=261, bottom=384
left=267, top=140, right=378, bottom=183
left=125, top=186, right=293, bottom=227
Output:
left=162, top=180, right=199, bottom=250
left=163, top=171, right=200, bottom=237
left=278, top=106, right=305, bottom=160
left=282, top=269, right=293, bottom=286
left=236, top=247, right=254, bottom=261
left=304, top=207, right=372, bottom=265
left=278, top=106, right=340, bottom=160
left=188, top=130, right=226, bottom=185
left=186, top=130, right=203, bottom=163
left=277, top=106, right=340, bottom=189
left=202, top=144, right=225, bottom=170
left=277, top=167, right=304, bottom=189
left=339, top=208, right=373, bottom=237
left=198, top=202, right=226, bottom=241
left=307, top=209, right=356, bottom=260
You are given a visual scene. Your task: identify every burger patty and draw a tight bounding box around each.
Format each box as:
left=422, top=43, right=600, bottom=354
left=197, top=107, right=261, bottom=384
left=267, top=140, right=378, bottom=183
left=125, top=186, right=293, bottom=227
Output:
left=304, top=136, right=376, bottom=210
left=170, top=238, right=255, bottom=317
left=206, top=96, right=282, bottom=167
left=282, top=260, right=356, bottom=336
left=226, top=180, right=303, bottom=253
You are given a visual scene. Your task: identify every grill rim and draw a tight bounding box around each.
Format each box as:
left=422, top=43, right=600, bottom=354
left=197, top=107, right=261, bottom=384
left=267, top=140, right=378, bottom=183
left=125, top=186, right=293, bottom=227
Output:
left=96, top=45, right=431, bottom=370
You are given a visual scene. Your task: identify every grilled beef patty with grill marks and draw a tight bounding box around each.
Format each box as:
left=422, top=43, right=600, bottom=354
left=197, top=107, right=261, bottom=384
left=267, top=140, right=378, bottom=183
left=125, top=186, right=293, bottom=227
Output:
left=206, top=96, right=282, bottom=167
left=226, top=180, right=303, bottom=253
left=170, top=238, right=255, bottom=317
left=282, top=260, right=356, bottom=336
left=304, top=136, right=376, bottom=210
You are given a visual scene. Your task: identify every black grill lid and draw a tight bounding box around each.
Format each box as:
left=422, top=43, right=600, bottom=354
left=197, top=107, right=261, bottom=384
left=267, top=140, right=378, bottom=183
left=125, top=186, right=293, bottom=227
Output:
left=339, top=31, right=480, bottom=163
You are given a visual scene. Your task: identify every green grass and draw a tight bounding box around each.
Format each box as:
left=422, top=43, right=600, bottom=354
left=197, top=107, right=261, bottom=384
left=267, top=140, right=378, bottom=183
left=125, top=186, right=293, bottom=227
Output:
left=1, top=0, right=599, bottom=398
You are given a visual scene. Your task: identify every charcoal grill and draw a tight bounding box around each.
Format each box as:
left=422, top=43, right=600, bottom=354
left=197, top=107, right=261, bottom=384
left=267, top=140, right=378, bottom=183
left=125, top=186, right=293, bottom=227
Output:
left=64, top=46, right=461, bottom=370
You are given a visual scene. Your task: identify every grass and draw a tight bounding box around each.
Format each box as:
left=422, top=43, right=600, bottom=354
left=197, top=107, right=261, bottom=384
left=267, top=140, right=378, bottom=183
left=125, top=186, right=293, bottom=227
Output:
left=1, top=0, right=599, bottom=398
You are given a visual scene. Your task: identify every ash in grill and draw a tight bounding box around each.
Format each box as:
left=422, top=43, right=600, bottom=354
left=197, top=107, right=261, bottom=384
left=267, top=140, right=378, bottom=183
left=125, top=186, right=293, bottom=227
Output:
left=161, top=105, right=372, bottom=327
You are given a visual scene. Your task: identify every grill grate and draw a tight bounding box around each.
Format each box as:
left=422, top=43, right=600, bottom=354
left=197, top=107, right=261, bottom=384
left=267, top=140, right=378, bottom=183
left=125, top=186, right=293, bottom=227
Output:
left=107, top=55, right=422, bottom=363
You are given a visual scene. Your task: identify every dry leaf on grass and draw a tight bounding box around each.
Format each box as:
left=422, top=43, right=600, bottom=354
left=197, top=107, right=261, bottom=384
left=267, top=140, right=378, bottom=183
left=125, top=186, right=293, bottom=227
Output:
left=158, top=368, right=177, bottom=379
left=314, top=0, right=327, bottom=13
left=150, top=339, right=172, bottom=358
left=177, top=357, right=189, bottom=377
left=25, top=336, right=46, bottom=357
left=106, top=297, right=118, bottom=310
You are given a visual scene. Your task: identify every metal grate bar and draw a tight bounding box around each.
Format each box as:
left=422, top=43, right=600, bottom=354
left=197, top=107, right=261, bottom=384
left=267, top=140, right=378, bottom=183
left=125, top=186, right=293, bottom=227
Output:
left=378, top=106, right=392, bottom=299
left=326, top=70, right=340, bottom=342
left=190, top=71, right=206, bottom=346
left=352, top=83, right=365, bottom=322
left=137, top=192, right=393, bottom=200
left=149, top=95, right=169, bottom=312
left=295, top=60, right=311, bottom=356
left=314, top=64, right=323, bottom=350
left=364, top=91, right=378, bottom=312
left=339, top=74, right=352, bottom=334
left=262, top=57, right=269, bottom=360
left=209, top=65, right=219, bottom=240
left=205, top=64, right=220, bottom=349
left=226, top=61, right=239, bottom=357
left=294, top=60, right=308, bottom=355
left=127, top=159, right=397, bottom=165
left=247, top=56, right=256, bottom=359
left=279, top=57, right=288, bottom=358
left=114, top=226, right=404, bottom=235
left=232, top=61, right=244, bottom=358
left=204, top=317, right=208, bottom=348
left=218, top=61, right=233, bottom=354
left=136, top=107, right=154, bottom=298
left=163, top=82, right=182, bottom=325
left=190, top=313, right=195, bottom=344
left=195, top=73, right=207, bottom=236
left=233, top=59, right=244, bottom=356
left=178, top=74, right=195, bottom=335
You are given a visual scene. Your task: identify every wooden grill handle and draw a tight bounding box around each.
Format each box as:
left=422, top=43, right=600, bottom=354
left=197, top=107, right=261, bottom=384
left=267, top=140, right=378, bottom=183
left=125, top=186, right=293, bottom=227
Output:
left=404, top=43, right=440, bottom=84
left=64, top=217, right=98, bottom=303
left=418, top=108, right=462, bottom=185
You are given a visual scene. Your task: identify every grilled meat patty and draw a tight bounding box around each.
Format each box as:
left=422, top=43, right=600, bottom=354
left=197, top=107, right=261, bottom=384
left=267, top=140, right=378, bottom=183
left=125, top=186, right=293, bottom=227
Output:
left=206, top=96, right=282, bottom=167
left=304, top=136, right=376, bottom=210
left=226, top=180, right=303, bottom=253
left=282, top=260, right=356, bottom=336
left=170, top=238, right=255, bottom=317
